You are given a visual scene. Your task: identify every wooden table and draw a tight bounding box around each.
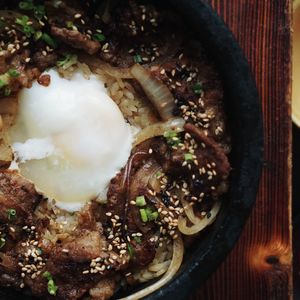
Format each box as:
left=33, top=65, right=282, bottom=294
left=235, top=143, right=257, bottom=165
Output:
left=191, top=1, right=293, bottom=299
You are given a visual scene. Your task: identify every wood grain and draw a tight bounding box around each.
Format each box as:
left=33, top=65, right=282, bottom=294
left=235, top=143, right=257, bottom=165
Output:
left=191, top=1, right=293, bottom=299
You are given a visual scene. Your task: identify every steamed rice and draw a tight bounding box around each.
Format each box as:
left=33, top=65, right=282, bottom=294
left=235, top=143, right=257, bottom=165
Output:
left=57, top=58, right=158, bottom=129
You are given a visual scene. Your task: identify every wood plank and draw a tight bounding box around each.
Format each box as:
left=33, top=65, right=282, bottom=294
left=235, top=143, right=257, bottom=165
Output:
left=192, top=1, right=293, bottom=299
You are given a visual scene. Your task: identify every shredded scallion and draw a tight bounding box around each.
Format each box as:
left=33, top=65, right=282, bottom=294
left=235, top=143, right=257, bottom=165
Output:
left=133, top=54, right=142, bottom=64
left=136, top=195, right=146, bottom=207
left=193, top=81, right=203, bottom=95
left=0, top=237, right=5, bottom=249
left=7, top=208, right=16, bottom=221
left=184, top=153, right=193, bottom=162
left=92, top=33, right=106, bottom=42
left=43, top=271, right=58, bottom=296
left=127, top=243, right=134, bottom=258
left=8, top=68, right=20, bottom=78
left=139, top=209, right=148, bottom=222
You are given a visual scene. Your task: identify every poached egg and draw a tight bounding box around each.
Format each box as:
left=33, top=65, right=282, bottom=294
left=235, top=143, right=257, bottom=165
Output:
left=9, top=69, right=133, bottom=211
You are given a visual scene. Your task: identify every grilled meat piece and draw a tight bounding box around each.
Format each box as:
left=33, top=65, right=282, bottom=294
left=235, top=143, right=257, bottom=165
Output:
left=51, top=26, right=101, bottom=55
left=0, top=171, right=42, bottom=226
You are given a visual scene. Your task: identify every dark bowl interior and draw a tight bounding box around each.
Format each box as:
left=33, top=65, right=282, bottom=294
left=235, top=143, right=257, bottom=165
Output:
left=143, top=1, right=263, bottom=299
left=0, top=0, right=263, bottom=299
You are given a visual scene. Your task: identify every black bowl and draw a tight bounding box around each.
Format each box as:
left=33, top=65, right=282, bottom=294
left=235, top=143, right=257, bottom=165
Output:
left=143, top=1, right=263, bottom=299
left=0, top=0, right=263, bottom=299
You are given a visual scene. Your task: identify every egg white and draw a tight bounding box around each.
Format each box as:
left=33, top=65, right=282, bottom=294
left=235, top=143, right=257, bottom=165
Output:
left=9, top=69, right=133, bottom=211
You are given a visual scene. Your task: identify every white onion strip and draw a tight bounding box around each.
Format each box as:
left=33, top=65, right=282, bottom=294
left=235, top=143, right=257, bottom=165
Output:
left=118, top=235, right=184, bottom=300
left=178, top=202, right=221, bottom=235
left=133, top=118, right=185, bottom=147
left=131, top=64, right=175, bottom=121
left=179, top=193, right=203, bottom=225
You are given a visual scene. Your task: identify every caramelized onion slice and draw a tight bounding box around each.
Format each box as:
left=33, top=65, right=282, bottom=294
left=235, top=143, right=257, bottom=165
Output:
left=178, top=202, right=221, bottom=235
left=99, top=63, right=133, bottom=79
left=79, top=55, right=133, bottom=78
left=133, top=118, right=185, bottom=147
left=178, top=192, right=203, bottom=225
left=119, top=235, right=184, bottom=300
left=131, top=64, right=175, bottom=121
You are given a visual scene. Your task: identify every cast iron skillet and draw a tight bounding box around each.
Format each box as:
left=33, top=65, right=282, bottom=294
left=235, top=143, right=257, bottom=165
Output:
left=0, top=0, right=263, bottom=299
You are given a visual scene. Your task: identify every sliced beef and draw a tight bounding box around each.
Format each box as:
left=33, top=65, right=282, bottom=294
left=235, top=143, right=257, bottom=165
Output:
left=51, top=26, right=101, bottom=55
left=106, top=144, right=159, bottom=267
left=0, top=173, right=43, bottom=289
left=184, top=123, right=230, bottom=178
left=32, top=52, right=58, bottom=70
left=106, top=171, right=127, bottom=219
left=0, top=50, right=41, bottom=96
left=0, top=251, right=21, bottom=287
left=130, top=238, right=156, bottom=267
left=25, top=213, right=126, bottom=300
left=0, top=171, right=42, bottom=225
left=28, top=230, right=104, bottom=300
left=150, top=46, right=231, bottom=150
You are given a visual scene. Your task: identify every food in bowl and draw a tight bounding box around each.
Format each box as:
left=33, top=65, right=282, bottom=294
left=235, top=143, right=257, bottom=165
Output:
left=0, top=1, right=231, bottom=299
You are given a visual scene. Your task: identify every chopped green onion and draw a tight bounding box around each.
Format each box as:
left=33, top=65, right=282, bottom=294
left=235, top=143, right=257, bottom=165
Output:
left=92, top=33, right=106, bottom=42
left=7, top=208, right=16, bottom=220
left=15, top=15, right=29, bottom=26
left=66, top=21, right=74, bottom=29
left=43, top=271, right=52, bottom=281
left=23, top=24, right=35, bottom=37
left=164, top=130, right=181, bottom=146
left=133, top=236, right=141, bottom=244
left=15, top=15, right=35, bottom=38
left=19, top=1, right=45, bottom=20
left=57, top=54, right=78, bottom=70
left=155, top=171, right=163, bottom=178
left=145, top=208, right=159, bottom=221
left=36, top=248, right=43, bottom=255
left=164, top=130, right=177, bottom=139
left=19, top=0, right=34, bottom=10
left=0, top=237, right=5, bottom=249
left=4, top=87, right=11, bottom=96
left=43, top=271, right=58, bottom=296
left=140, top=207, right=159, bottom=222
left=0, top=79, right=7, bottom=89
left=0, top=20, right=6, bottom=29
left=184, top=153, right=193, bottom=161
left=33, top=5, right=45, bottom=20
left=42, top=33, right=56, bottom=48
left=149, top=211, right=159, bottom=221
left=34, top=30, right=43, bottom=41
left=0, top=73, right=9, bottom=89
left=8, top=68, right=20, bottom=77
left=133, top=54, right=142, bottom=64
left=127, top=243, right=134, bottom=258
left=193, top=81, right=203, bottom=95
left=135, top=195, right=146, bottom=207
left=139, top=209, right=148, bottom=222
